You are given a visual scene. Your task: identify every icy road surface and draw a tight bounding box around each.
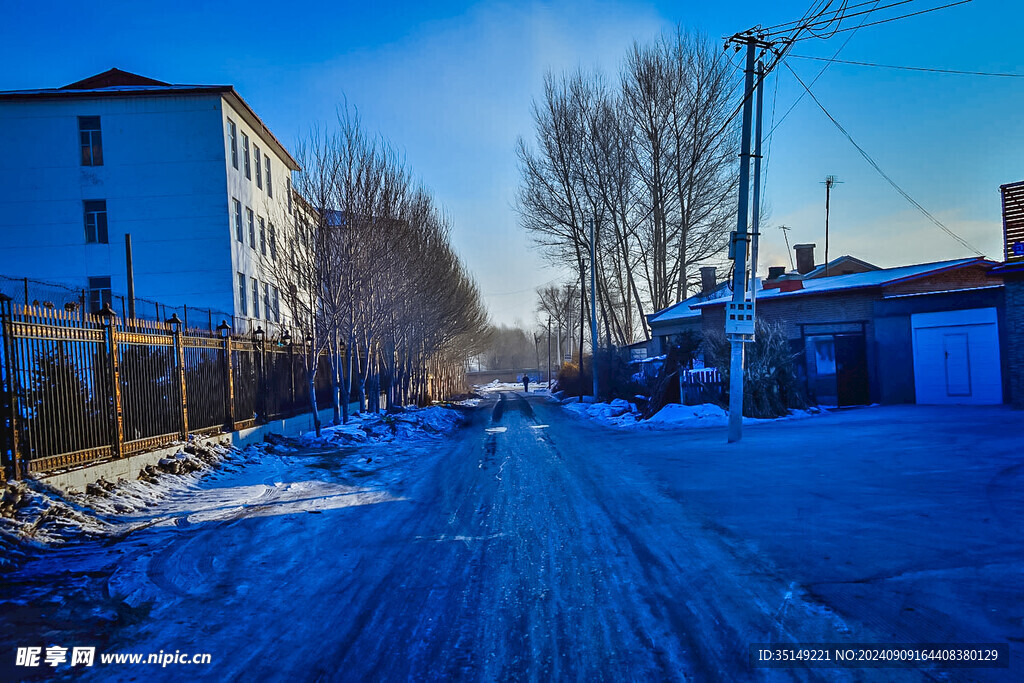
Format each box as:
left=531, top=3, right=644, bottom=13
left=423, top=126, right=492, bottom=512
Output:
left=2, top=395, right=1021, bottom=681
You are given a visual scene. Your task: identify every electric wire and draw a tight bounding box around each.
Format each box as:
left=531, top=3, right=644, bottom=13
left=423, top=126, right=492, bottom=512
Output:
left=765, top=0, right=881, bottom=138
left=790, top=0, right=973, bottom=40
left=789, top=54, right=1024, bottom=77
left=783, top=60, right=985, bottom=257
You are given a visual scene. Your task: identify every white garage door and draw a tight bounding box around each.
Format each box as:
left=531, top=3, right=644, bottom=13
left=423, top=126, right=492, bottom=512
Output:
left=911, top=308, right=1002, bottom=405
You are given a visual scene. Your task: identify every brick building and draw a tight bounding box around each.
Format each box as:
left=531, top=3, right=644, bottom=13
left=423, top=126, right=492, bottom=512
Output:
left=695, top=255, right=1005, bottom=407
left=988, top=180, right=1024, bottom=407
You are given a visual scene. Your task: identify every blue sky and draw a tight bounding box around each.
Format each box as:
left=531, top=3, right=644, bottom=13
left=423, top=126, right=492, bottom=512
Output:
left=3, top=1, right=1022, bottom=326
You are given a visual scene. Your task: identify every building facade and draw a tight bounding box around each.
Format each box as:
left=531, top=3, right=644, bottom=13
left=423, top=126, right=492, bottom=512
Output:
left=0, top=68, right=300, bottom=330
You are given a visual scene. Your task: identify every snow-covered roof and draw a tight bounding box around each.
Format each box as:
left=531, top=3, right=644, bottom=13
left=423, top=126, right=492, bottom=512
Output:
left=694, top=257, right=992, bottom=308
left=647, top=283, right=732, bottom=325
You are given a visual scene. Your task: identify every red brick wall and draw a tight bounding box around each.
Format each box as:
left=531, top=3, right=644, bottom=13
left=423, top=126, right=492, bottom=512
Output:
left=1003, top=277, right=1024, bottom=407
left=883, top=264, right=998, bottom=297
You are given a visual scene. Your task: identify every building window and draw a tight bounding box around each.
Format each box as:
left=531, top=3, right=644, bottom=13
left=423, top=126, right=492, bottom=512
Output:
left=269, top=223, right=277, bottom=260
left=78, top=116, right=103, bottom=166
left=238, top=272, right=247, bottom=313
left=87, top=276, right=111, bottom=314
left=246, top=208, right=255, bottom=250
left=251, top=278, right=260, bottom=318
left=259, top=217, right=266, bottom=256
left=263, top=283, right=271, bottom=321
left=233, top=198, right=243, bottom=243
left=265, top=155, right=272, bottom=197
left=227, top=119, right=238, bottom=169
left=242, top=133, right=251, bottom=179
left=271, top=286, right=280, bottom=323
left=286, top=179, right=292, bottom=214
left=84, top=200, right=108, bottom=244
left=254, top=145, right=262, bottom=189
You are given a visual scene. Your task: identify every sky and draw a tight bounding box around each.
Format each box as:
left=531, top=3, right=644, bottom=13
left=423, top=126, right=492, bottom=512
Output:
left=2, top=1, right=1022, bottom=327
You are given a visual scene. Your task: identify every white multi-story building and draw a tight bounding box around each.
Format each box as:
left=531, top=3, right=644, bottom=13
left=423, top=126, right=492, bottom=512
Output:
left=0, top=68, right=301, bottom=330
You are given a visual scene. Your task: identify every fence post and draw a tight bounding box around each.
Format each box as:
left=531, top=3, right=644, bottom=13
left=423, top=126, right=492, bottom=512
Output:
left=168, top=314, right=188, bottom=440
left=217, top=320, right=235, bottom=431
left=0, top=295, right=21, bottom=480
left=100, top=304, right=125, bottom=459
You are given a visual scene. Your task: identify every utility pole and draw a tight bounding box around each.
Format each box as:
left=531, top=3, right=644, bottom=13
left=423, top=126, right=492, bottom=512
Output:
left=546, top=317, right=552, bottom=389
left=750, top=59, right=765, bottom=303
left=779, top=225, right=794, bottom=270
left=589, top=219, right=599, bottom=399
left=725, top=35, right=762, bottom=444
left=822, top=175, right=842, bottom=276
left=124, top=233, right=136, bottom=321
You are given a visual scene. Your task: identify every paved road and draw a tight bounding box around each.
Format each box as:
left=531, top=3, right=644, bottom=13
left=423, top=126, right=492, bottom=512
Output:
left=2, top=395, right=1019, bottom=681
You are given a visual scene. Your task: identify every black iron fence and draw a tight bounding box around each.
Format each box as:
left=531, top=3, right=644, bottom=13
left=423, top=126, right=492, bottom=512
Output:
left=0, top=299, right=332, bottom=479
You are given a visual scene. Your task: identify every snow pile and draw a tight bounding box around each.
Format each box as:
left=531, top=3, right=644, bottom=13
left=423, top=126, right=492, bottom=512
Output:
left=299, top=405, right=467, bottom=447
left=646, top=403, right=728, bottom=426
left=563, top=398, right=641, bottom=427
left=0, top=443, right=238, bottom=569
left=563, top=399, right=826, bottom=430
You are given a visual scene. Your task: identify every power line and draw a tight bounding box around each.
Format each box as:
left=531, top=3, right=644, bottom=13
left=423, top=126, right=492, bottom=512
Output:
left=789, top=54, right=1024, bottom=77
left=783, top=60, right=984, bottom=257
left=791, top=0, right=974, bottom=40
left=755, top=0, right=909, bottom=34
left=765, top=1, right=881, bottom=138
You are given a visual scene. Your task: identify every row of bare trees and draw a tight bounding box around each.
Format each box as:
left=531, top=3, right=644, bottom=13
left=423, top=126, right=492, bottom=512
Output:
left=517, top=28, right=739, bottom=348
left=275, top=109, right=489, bottom=432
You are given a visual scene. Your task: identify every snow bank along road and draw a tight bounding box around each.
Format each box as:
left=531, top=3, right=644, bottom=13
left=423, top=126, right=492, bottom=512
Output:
left=2, top=396, right=1021, bottom=681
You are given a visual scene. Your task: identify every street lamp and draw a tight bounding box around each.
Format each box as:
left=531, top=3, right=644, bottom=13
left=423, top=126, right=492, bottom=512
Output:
left=216, top=320, right=232, bottom=338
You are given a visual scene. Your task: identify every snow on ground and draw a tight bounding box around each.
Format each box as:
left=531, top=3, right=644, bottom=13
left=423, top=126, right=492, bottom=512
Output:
left=561, top=397, right=824, bottom=429
left=0, top=405, right=469, bottom=569
left=475, top=379, right=549, bottom=394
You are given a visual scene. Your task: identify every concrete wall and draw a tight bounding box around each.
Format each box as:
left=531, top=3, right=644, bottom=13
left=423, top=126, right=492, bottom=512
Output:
left=220, top=97, right=298, bottom=331
left=874, top=287, right=1007, bottom=404
left=0, top=94, right=234, bottom=315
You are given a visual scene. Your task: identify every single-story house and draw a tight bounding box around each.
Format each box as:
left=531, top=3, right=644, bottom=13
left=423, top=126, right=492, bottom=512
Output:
left=694, top=253, right=1005, bottom=406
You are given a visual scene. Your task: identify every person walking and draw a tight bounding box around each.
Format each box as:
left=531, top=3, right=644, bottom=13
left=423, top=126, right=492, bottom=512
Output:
left=522, top=374, right=530, bottom=394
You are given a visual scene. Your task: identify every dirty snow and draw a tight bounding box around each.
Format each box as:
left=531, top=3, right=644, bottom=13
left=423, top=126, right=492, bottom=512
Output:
left=0, top=406, right=469, bottom=568
left=562, top=398, right=825, bottom=429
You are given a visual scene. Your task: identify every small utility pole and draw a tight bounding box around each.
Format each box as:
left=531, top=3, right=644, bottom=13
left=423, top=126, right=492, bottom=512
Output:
left=726, top=36, right=759, bottom=444
left=589, top=219, right=599, bottom=399
left=546, top=317, right=552, bottom=389
left=750, top=59, right=765, bottom=303
left=124, top=233, right=136, bottom=321
left=779, top=225, right=795, bottom=270
left=822, top=175, right=842, bottom=276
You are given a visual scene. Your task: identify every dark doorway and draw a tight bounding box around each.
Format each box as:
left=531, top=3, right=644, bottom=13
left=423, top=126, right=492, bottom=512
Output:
left=802, top=326, right=870, bottom=407
left=835, top=334, right=870, bottom=406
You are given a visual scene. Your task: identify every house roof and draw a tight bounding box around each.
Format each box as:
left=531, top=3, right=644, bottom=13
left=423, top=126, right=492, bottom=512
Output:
left=0, top=69, right=300, bottom=171
left=800, top=254, right=879, bottom=279
left=694, top=257, right=994, bottom=309
left=647, top=282, right=732, bottom=326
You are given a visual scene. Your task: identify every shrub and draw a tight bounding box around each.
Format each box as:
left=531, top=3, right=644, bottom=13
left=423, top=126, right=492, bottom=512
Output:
left=640, top=332, right=703, bottom=418
left=702, top=320, right=807, bottom=418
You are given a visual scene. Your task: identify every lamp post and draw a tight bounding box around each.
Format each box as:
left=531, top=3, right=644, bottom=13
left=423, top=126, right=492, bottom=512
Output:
left=216, top=320, right=235, bottom=430
left=165, top=313, right=187, bottom=438
left=253, top=326, right=265, bottom=424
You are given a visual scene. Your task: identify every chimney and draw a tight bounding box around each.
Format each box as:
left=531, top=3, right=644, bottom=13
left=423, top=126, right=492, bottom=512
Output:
left=700, top=266, right=717, bottom=295
left=767, top=266, right=786, bottom=280
left=794, top=243, right=816, bottom=275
